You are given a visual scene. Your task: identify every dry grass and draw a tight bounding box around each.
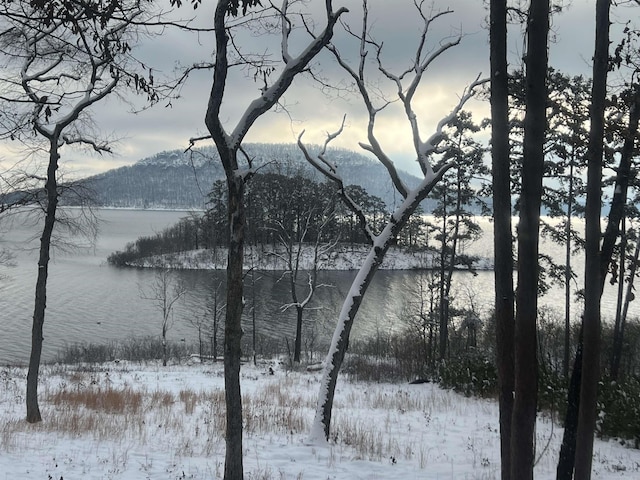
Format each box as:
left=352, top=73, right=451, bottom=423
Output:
left=48, top=387, right=144, bottom=414
left=0, top=362, right=488, bottom=474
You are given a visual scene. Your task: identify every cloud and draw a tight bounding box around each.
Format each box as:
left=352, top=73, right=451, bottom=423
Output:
left=0, top=0, right=603, bottom=181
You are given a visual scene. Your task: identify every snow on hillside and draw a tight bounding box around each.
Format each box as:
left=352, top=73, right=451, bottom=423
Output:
left=1, top=360, right=637, bottom=479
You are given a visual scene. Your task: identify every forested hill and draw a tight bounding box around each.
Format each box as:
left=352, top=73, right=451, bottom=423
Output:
left=77, top=143, right=441, bottom=211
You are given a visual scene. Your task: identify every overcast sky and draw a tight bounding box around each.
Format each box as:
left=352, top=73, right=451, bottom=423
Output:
left=1, top=0, right=619, bottom=179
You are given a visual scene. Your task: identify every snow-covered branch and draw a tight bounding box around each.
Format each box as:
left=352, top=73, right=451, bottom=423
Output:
left=205, top=0, right=348, bottom=161
left=297, top=126, right=376, bottom=244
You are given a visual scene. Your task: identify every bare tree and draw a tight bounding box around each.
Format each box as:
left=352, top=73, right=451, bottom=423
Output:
left=198, top=2, right=347, bottom=477
left=274, top=194, right=338, bottom=363
left=140, top=266, right=187, bottom=366
left=0, top=0, right=162, bottom=423
left=207, top=279, right=226, bottom=362
left=298, top=1, right=485, bottom=442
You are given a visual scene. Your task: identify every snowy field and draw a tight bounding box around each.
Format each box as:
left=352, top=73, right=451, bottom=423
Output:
left=1, top=359, right=639, bottom=479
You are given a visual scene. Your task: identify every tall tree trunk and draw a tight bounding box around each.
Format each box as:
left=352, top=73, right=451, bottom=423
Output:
left=609, top=93, right=640, bottom=379
left=612, top=217, right=626, bottom=376
left=223, top=172, right=245, bottom=480
left=438, top=207, right=448, bottom=362
left=612, top=239, right=640, bottom=380
left=26, top=145, right=59, bottom=423
left=564, top=161, right=574, bottom=380
left=294, top=306, right=303, bottom=363
left=556, top=328, right=583, bottom=480
left=511, top=1, right=549, bottom=478
left=489, top=1, right=514, bottom=478
left=574, top=1, right=610, bottom=478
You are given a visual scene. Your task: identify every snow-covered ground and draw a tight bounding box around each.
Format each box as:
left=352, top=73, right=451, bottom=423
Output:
left=1, top=359, right=638, bottom=479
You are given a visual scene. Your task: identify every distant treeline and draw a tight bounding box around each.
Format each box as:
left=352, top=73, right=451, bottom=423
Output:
left=107, top=173, right=429, bottom=266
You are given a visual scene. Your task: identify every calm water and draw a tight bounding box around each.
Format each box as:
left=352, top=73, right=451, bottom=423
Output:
left=0, top=209, right=631, bottom=365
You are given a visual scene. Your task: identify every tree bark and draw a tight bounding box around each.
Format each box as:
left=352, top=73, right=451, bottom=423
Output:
left=574, top=1, right=610, bottom=478
left=574, top=0, right=617, bottom=480
left=223, top=171, right=245, bottom=480
left=564, top=161, right=574, bottom=380
left=612, top=240, right=640, bottom=380
left=203, top=5, right=347, bottom=475
left=489, top=1, right=514, bottom=478
left=294, top=306, right=303, bottom=363
left=26, top=144, right=59, bottom=423
left=556, top=328, right=583, bottom=480
left=511, top=1, right=549, bottom=478
left=309, top=168, right=452, bottom=442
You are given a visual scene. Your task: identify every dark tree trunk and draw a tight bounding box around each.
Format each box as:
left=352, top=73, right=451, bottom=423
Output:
left=564, top=161, right=574, bottom=380
left=511, top=1, right=549, bottom=479
left=489, top=1, right=515, bottom=478
left=26, top=145, right=59, bottom=423
left=294, top=306, right=303, bottom=363
left=438, top=202, right=449, bottom=362
left=612, top=240, right=640, bottom=380
left=223, top=171, right=245, bottom=480
left=574, top=1, right=610, bottom=477
left=556, top=3, right=613, bottom=474
left=608, top=93, right=640, bottom=380
left=556, top=328, right=583, bottom=480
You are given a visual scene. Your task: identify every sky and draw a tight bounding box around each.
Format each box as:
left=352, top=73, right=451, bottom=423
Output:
left=0, top=0, right=618, bottom=179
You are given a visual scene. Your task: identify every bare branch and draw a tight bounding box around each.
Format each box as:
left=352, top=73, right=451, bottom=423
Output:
left=298, top=125, right=376, bottom=244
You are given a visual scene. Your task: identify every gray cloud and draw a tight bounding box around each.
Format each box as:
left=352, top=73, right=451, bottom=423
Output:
left=5, top=0, right=605, bottom=179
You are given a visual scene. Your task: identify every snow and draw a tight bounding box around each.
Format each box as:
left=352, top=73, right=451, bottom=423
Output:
left=2, top=359, right=639, bottom=479
left=133, top=245, right=493, bottom=271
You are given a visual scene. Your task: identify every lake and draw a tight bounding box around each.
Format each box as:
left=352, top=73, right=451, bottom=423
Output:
left=0, top=208, right=631, bottom=365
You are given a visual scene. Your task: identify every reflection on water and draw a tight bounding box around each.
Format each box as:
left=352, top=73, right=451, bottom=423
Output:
left=0, top=210, right=633, bottom=365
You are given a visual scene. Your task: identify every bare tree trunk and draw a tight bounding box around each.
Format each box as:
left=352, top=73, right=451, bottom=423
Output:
left=26, top=146, right=59, bottom=424
left=294, top=306, right=303, bottom=363
left=574, top=1, right=610, bottom=477
left=223, top=173, right=245, bottom=479
left=612, top=217, right=626, bottom=376
left=556, top=328, right=583, bottom=480
left=612, top=240, right=640, bottom=380
left=203, top=2, right=347, bottom=472
left=489, top=1, right=515, bottom=477
left=162, top=328, right=168, bottom=367
left=564, top=161, right=574, bottom=380
left=609, top=93, right=640, bottom=380
left=438, top=208, right=448, bottom=362
left=511, top=1, right=549, bottom=478
left=308, top=170, right=452, bottom=442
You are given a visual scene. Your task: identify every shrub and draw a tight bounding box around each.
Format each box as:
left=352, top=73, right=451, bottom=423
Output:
left=597, top=376, right=640, bottom=447
left=438, top=349, right=498, bottom=398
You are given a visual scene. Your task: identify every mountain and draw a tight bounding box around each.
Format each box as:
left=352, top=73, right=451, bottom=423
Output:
left=78, top=143, right=442, bottom=211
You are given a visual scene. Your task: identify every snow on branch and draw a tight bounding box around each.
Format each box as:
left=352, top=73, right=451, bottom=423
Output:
left=417, top=74, right=487, bottom=177
left=206, top=0, right=348, bottom=154
left=297, top=121, right=376, bottom=244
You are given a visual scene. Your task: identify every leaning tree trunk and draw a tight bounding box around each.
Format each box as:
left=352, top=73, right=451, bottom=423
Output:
left=26, top=145, right=59, bottom=423
left=489, top=0, right=515, bottom=478
left=511, top=1, right=548, bottom=478
left=309, top=170, right=451, bottom=442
